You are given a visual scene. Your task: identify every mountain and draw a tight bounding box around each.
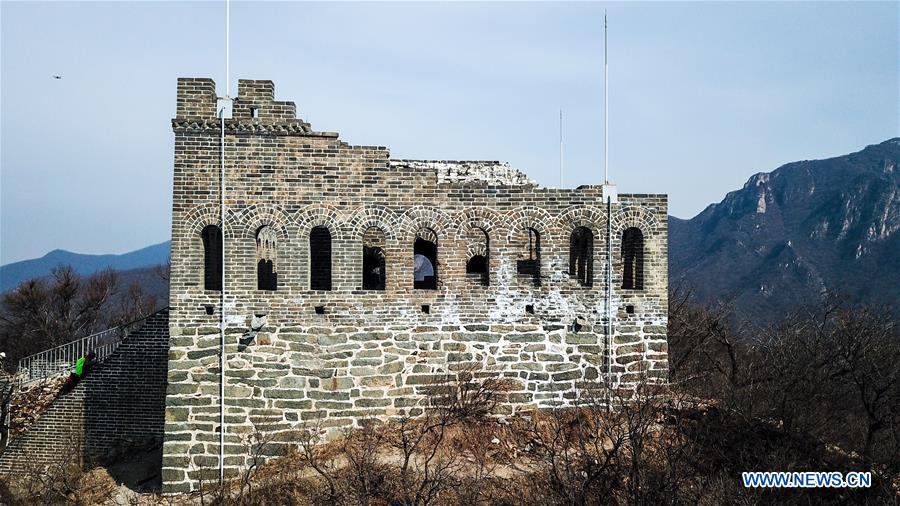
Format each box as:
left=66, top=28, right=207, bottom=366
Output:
left=670, top=138, right=900, bottom=323
left=0, top=241, right=171, bottom=292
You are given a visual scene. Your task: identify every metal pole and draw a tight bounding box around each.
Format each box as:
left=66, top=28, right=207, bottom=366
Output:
left=559, top=108, right=564, bottom=188
left=606, top=195, right=613, bottom=408
left=604, top=11, right=609, bottom=184
left=219, top=0, right=230, bottom=485
left=219, top=110, right=226, bottom=486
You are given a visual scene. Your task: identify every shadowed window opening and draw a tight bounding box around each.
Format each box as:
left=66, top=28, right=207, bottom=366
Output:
left=626, top=304, right=635, bottom=314
left=203, top=304, right=214, bottom=315
left=363, top=247, right=386, bottom=290
left=250, top=106, right=259, bottom=118
left=569, top=227, right=594, bottom=287
left=314, top=305, right=325, bottom=315
left=525, top=304, right=535, bottom=314
left=309, top=226, right=332, bottom=291
left=516, top=228, right=541, bottom=287
left=622, top=227, right=645, bottom=290
left=257, top=260, right=275, bottom=290
left=421, top=304, right=430, bottom=314
left=202, top=225, right=222, bottom=291
left=466, top=255, right=489, bottom=285
left=362, top=227, right=386, bottom=291
left=414, top=229, right=438, bottom=290
left=256, top=226, right=278, bottom=291
left=465, top=228, right=490, bottom=286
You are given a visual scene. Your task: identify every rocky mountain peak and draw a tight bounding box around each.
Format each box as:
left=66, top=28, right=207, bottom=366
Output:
left=670, top=138, right=900, bottom=323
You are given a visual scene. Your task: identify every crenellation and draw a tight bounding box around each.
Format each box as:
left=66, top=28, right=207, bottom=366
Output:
left=175, top=78, right=217, bottom=118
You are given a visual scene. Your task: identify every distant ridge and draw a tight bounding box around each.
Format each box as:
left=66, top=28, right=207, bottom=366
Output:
left=1, top=241, right=171, bottom=292
left=670, top=138, right=900, bottom=323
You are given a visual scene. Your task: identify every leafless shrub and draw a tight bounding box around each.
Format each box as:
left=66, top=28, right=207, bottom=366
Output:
left=339, top=420, right=391, bottom=506
left=745, top=297, right=900, bottom=493
left=449, top=421, right=516, bottom=505
left=667, top=287, right=900, bottom=502
left=0, top=428, right=119, bottom=505
left=518, top=375, right=669, bottom=506
left=292, top=417, right=342, bottom=504
left=234, top=423, right=281, bottom=504
left=191, top=446, right=225, bottom=506
left=429, top=364, right=510, bottom=420
left=386, top=412, right=462, bottom=506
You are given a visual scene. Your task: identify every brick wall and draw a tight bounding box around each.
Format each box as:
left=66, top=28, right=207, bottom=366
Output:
left=0, top=309, right=170, bottom=473
left=164, top=78, right=669, bottom=493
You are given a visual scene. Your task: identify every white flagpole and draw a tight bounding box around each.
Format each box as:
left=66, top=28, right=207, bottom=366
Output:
left=604, top=11, right=609, bottom=184
left=559, top=108, right=564, bottom=188
left=219, top=0, right=230, bottom=486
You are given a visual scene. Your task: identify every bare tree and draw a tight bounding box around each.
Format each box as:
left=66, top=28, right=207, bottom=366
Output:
left=0, top=266, right=119, bottom=370
left=154, top=259, right=171, bottom=282
left=110, top=282, right=158, bottom=327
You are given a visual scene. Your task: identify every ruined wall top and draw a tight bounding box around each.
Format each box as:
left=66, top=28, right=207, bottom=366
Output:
left=391, top=160, right=536, bottom=186
left=175, top=78, right=542, bottom=187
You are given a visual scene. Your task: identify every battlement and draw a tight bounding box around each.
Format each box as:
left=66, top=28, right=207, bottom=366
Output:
left=175, top=77, right=298, bottom=122
left=175, top=78, right=217, bottom=118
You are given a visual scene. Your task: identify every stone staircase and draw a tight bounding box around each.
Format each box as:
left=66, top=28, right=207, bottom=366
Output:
left=0, top=308, right=170, bottom=473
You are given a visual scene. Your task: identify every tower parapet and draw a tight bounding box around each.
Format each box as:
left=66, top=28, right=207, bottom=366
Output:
left=173, top=77, right=325, bottom=136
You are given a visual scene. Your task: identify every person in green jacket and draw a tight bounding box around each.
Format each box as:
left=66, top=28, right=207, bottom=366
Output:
left=74, top=354, right=88, bottom=376
left=61, top=352, right=95, bottom=394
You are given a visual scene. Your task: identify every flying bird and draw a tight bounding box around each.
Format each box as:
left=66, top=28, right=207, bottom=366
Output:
left=53, top=75, right=62, bottom=79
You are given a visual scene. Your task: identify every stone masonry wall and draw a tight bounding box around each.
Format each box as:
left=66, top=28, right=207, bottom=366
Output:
left=0, top=309, right=170, bottom=473
left=163, top=78, right=668, bottom=493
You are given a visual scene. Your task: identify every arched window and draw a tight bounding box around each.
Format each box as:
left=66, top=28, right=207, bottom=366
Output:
left=516, top=227, right=541, bottom=287
left=413, top=228, right=438, bottom=290
left=309, top=226, right=332, bottom=291
left=622, top=227, right=644, bottom=290
left=202, top=225, right=223, bottom=291
left=569, top=226, right=593, bottom=287
left=362, top=227, right=386, bottom=291
left=256, top=226, right=278, bottom=291
left=465, top=228, right=489, bottom=286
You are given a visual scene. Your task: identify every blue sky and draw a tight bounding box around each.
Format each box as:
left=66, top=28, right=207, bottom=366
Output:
left=1, top=1, right=897, bottom=264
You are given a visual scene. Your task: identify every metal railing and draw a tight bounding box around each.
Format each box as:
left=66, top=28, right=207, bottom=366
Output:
left=15, top=313, right=155, bottom=386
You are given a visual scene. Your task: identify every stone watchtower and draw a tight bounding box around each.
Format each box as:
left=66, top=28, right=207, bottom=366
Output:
left=163, top=78, right=668, bottom=492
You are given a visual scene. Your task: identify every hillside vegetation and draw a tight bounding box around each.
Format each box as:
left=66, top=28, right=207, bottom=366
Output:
left=1, top=289, right=897, bottom=505
left=671, top=139, right=900, bottom=323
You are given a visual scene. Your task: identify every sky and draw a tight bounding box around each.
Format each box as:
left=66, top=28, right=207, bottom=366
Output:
left=1, top=1, right=897, bottom=265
